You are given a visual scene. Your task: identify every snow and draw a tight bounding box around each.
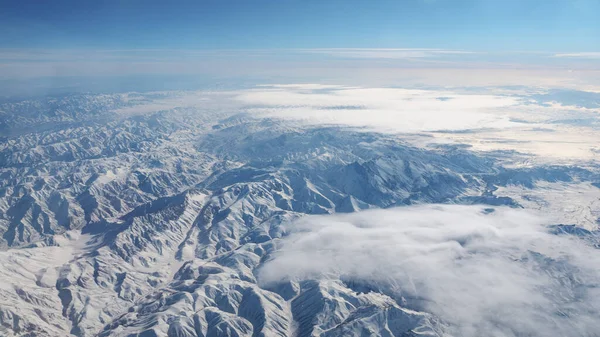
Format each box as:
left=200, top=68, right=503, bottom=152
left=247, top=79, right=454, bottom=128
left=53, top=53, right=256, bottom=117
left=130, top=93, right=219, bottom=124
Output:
left=1, top=88, right=599, bottom=337
left=496, top=181, right=600, bottom=230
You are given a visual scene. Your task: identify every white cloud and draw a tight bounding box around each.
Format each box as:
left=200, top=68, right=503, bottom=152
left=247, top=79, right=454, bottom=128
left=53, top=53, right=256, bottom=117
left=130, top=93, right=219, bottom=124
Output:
left=255, top=83, right=353, bottom=90
left=236, top=86, right=521, bottom=133
left=1, top=49, right=598, bottom=89
left=234, top=85, right=600, bottom=165
left=554, top=52, right=600, bottom=59
left=300, top=48, right=476, bottom=59
left=258, top=205, right=600, bottom=337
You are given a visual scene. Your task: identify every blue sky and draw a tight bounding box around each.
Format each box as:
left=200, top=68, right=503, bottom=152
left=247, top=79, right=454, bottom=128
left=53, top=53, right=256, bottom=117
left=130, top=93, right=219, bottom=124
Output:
left=1, top=0, right=599, bottom=51
left=1, top=0, right=599, bottom=92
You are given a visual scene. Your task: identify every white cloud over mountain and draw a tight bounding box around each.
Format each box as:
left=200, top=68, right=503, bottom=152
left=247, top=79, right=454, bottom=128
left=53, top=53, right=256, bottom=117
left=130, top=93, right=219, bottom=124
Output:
left=232, top=84, right=600, bottom=165
left=237, top=86, right=520, bottom=133
left=259, top=205, right=600, bottom=337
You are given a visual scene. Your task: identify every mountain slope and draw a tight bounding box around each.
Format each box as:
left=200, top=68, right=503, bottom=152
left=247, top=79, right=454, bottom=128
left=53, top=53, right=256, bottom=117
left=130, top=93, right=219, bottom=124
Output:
left=1, top=91, right=599, bottom=337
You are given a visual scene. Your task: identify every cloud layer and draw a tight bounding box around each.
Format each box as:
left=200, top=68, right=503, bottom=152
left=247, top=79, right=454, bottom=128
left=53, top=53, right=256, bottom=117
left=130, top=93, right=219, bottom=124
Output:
left=233, top=84, right=600, bottom=165
left=301, top=48, right=476, bottom=59
left=259, top=205, right=600, bottom=337
left=2, top=49, right=599, bottom=89
left=237, top=86, right=520, bottom=133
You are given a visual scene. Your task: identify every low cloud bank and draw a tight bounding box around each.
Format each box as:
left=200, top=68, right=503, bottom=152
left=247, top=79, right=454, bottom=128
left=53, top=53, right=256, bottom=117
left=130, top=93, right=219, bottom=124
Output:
left=237, top=86, right=521, bottom=133
left=259, top=205, right=600, bottom=337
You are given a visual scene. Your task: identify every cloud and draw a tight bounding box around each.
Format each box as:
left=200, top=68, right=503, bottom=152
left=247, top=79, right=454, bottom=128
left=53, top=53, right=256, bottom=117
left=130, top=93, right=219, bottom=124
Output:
left=258, top=205, right=600, bottom=337
left=554, top=52, right=600, bottom=59
left=299, top=48, right=476, bottom=59
left=236, top=86, right=521, bottom=133
left=1, top=49, right=598, bottom=90
left=235, top=85, right=600, bottom=164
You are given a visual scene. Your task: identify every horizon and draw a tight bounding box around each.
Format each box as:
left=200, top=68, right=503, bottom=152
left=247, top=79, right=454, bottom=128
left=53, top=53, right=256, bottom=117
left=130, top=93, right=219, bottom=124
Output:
left=1, top=0, right=599, bottom=86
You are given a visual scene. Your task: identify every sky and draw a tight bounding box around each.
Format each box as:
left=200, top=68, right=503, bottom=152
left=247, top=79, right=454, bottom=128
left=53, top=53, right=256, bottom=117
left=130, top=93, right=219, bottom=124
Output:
left=0, top=0, right=599, bottom=94
left=1, top=0, right=599, bottom=51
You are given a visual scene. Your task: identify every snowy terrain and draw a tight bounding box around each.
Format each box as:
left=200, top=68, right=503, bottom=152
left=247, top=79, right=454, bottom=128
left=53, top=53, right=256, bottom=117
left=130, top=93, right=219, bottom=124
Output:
left=1, top=86, right=599, bottom=337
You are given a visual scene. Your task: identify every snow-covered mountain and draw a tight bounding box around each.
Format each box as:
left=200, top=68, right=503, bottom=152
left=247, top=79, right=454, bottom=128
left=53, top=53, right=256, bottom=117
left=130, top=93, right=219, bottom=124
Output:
left=1, top=89, right=599, bottom=337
